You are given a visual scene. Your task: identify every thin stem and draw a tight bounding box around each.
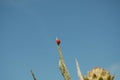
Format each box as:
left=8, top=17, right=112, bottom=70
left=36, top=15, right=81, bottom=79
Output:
left=31, top=70, right=37, bottom=80
left=57, top=45, right=71, bottom=80
left=75, top=59, right=84, bottom=80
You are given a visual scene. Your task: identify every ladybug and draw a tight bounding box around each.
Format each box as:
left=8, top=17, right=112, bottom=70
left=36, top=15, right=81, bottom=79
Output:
left=56, top=38, right=61, bottom=45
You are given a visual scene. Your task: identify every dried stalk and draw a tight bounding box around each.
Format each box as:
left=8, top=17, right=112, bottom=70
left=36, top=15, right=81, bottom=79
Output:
left=57, top=45, right=71, bottom=80
left=75, top=59, right=84, bottom=80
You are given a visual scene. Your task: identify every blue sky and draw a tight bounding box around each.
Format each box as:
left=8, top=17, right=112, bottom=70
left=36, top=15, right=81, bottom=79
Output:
left=0, top=0, right=120, bottom=80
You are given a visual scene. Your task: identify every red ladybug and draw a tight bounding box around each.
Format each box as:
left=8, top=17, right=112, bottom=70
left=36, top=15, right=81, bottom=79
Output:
left=56, top=38, right=61, bottom=45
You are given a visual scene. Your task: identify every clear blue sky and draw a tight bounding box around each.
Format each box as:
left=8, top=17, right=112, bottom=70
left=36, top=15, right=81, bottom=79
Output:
left=0, top=0, right=120, bottom=80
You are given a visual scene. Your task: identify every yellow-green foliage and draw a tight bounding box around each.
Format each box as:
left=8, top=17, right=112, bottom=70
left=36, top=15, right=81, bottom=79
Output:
left=84, top=67, right=114, bottom=80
